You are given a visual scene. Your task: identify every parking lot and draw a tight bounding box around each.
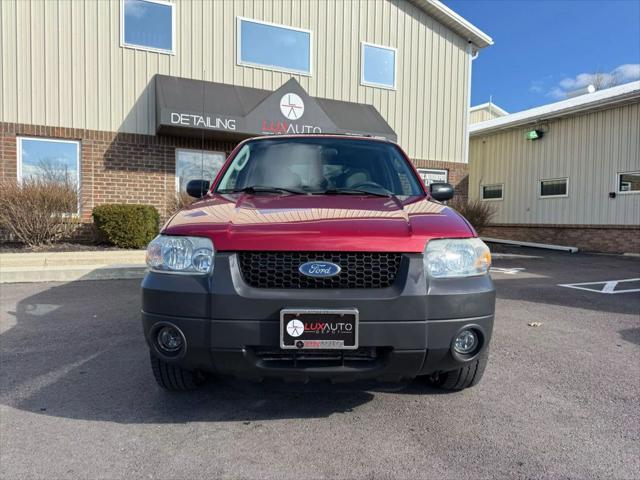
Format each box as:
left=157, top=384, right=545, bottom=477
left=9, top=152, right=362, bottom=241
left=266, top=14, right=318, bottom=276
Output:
left=1, top=247, right=639, bottom=479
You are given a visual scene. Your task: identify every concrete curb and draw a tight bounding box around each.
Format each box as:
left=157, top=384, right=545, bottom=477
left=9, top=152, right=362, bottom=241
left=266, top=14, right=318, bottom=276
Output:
left=0, top=250, right=147, bottom=283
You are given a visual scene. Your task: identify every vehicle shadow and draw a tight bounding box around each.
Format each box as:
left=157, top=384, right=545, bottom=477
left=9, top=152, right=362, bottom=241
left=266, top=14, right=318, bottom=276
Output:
left=1, top=278, right=442, bottom=425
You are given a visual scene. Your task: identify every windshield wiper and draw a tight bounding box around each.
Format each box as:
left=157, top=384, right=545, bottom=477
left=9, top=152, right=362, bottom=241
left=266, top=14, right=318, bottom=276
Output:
left=321, top=188, right=391, bottom=198
left=219, top=185, right=307, bottom=195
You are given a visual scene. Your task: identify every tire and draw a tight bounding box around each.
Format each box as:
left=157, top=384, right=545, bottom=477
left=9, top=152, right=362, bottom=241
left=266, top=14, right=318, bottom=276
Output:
left=427, top=350, right=489, bottom=391
left=150, top=353, right=206, bottom=391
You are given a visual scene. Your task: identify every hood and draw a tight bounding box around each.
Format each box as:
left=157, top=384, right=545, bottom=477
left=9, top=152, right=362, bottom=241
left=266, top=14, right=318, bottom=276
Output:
left=162, top=194, right=474, bottom=253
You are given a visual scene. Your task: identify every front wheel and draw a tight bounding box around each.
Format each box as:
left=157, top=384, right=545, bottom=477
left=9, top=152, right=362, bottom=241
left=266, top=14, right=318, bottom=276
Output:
left=150, top=353, right=206, bottom=391
left=427, top=350, right=489, bottom=391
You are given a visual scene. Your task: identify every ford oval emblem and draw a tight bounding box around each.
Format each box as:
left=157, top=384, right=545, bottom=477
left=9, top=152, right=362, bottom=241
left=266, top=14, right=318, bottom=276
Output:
left=298, top=261, right=341, bottom=278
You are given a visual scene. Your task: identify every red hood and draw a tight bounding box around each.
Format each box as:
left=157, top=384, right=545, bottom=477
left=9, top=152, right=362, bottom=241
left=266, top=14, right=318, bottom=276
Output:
left=162, top=194, right=474, bottom=253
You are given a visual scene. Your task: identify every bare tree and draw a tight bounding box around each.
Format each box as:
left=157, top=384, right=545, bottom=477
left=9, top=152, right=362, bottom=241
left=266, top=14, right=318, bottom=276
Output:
left=591, top=67, right=621, bottom=91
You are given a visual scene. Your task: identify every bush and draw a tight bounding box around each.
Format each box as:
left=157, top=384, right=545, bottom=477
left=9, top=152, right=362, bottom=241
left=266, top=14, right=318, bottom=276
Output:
left=0, top=179, right=80, bottom=246
left=166, top=191, right=195, bottom=217
left=450, top=198, right=496, bottom=234
left=92, top=204, right=159, bottom=248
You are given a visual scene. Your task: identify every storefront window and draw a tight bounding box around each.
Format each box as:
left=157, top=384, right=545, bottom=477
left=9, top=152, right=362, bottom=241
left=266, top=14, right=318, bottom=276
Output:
left=361, top=42, right=396, bottom=89
left=175, top=149, right=226, bottom=193
left=122, top=0, right=174, bottom=54
left=17, top=137, right=80, bottom=213
left=238, top=17, right=312, bottom=75
left=18, top=137, right=80, bottom=186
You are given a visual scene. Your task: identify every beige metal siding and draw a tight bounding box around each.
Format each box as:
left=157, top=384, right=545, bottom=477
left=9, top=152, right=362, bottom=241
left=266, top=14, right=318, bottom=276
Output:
left=1, top=0, right=471, bottom=163
left=470, top=106, right=505, bottom=124
left=468, top=101, right=640, bottom=226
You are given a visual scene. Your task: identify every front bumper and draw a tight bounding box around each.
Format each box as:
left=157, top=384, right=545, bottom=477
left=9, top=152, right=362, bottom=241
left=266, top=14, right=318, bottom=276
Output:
left=142, top=252, right=495, bottom=382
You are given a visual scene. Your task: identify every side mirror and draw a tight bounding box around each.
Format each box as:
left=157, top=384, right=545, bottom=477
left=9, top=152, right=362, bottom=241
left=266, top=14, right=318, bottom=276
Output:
left=429, top=182, right=454, bottom=202
left=186, top=179, right=211, bottom=199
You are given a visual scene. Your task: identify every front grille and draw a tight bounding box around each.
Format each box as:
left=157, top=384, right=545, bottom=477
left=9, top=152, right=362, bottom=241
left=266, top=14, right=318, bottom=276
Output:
left=237, top=251, right=402, bottom=289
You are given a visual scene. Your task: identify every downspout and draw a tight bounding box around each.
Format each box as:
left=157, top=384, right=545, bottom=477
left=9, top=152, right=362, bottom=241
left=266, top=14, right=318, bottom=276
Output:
left=462, top=42, right=479, bottom=166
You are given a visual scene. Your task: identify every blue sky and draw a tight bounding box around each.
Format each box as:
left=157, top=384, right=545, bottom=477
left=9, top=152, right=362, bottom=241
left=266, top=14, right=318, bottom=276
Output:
left=444, top=0, right=640, bottom=113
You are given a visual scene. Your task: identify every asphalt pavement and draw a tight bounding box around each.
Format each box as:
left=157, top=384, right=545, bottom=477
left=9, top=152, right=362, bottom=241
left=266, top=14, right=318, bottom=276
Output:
left=1, top=247, right=639, bottom=479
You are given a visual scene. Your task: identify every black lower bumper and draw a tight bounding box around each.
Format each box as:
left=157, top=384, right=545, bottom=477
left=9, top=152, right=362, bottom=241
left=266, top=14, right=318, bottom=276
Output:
left=142, top=312, right=494, bottom=381
left=141, top=252, right=496, bottom=382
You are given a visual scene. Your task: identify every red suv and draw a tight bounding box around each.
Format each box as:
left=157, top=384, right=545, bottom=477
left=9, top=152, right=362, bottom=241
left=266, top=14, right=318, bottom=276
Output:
left=142, top=135, right=495, bottom=391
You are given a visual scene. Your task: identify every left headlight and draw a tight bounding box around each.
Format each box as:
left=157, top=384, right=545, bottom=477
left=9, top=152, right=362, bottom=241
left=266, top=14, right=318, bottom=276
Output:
left=424, top=238, right=491, bottom=278
left=146, top=235, right=215, bottom=275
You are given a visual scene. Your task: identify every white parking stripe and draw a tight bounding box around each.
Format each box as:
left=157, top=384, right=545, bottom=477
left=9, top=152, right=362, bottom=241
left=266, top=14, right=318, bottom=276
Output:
left=558, top=278, right=640, bottom=294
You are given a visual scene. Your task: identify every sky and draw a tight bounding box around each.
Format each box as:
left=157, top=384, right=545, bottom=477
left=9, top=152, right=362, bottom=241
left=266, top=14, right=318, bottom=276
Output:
left=444, top=0, right=640, bottom=113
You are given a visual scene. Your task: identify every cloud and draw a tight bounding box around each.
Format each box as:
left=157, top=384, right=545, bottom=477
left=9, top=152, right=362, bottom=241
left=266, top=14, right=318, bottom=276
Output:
left=548, top=63, right=640, bottom=98
left=124, top=0, right=147, bottom=19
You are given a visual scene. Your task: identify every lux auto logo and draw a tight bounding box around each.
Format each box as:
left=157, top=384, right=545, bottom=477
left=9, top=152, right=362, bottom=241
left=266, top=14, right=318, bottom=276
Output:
left=280, top=93, right=305, bottom=120
left=286, top=319, right=353, bottom=337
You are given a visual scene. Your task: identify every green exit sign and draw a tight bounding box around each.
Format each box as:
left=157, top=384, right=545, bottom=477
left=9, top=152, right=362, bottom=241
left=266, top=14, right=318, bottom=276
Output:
left=526, top=129, right=543, bottom=140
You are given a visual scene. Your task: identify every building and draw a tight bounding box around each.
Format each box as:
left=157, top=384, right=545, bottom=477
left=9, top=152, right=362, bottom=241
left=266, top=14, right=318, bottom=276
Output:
left=469, top=102, right=508, bottom=124
left=468, top=81, right=640, bottom=253
left=0, top=0, right=492, bottom=230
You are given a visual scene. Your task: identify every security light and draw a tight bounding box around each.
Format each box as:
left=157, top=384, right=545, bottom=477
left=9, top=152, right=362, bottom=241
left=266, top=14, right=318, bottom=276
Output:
left=526, top=129, right=544, bottom=140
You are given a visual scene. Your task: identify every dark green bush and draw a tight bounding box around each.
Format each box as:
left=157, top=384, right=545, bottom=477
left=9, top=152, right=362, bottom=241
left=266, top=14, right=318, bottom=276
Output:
left=92, top=204, right=159, bottom=248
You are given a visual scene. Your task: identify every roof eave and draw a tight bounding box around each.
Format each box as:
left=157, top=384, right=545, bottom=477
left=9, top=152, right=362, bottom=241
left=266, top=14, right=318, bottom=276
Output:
left=470, top=81, right=640, bottom=136
left=410, top=0, right=493, bottom=49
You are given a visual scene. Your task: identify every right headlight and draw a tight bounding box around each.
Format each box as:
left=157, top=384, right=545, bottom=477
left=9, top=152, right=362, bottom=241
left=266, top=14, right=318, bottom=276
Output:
left=424, top=238, right=491, bottom=278
left=146, top=235, right=215, bottom=275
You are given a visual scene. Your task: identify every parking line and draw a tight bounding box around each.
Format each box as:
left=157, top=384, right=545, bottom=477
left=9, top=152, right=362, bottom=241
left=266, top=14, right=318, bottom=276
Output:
left=558, top=278, right=640, bottom=294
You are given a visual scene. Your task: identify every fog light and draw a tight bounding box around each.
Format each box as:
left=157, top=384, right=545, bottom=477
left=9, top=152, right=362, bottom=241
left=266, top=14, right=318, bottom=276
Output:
left=157, top=326, right=183, bottom=352
left=453, top=329, right=478, bottom=355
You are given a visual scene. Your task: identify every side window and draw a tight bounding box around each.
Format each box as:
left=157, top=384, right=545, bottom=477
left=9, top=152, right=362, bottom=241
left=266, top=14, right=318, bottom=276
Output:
left=618, top=171, right=640, bottom=193
left=481, top=184, right=504, bottom=201
left=539, top=178, right=568, bottom=198
left=238, top=17, right=312, bottom=75
left=18, top=137, right=80, bottom=213
left=175, top=149, right=226, bottom=193
left=361, top=42, right=396, bottom=89
left=122, top=0, right=175, bottom=54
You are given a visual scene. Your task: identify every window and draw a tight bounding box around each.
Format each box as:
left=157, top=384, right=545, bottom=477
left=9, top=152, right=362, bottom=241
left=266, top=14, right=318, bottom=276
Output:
left=618, top=171, right=640, bottom=194
left=17, top=137, right=80, bottom=212
left=237, top=17, right=312, bottom=75
left=361, top=42, right=396, bottom=89
left=121, top=0, right=175, bottom=54
left=481, top=184, right=504, bottom=201
left=417, top=168, right=448, bottom=186
left=176, top=149, right=226, bottom=193
left=216, top=137, right=424, bottom=197
left=539, top=178, right=568, bottom=198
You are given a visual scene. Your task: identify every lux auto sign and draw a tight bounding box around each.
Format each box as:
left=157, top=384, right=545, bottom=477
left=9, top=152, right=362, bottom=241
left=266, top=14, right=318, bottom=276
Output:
left=260, top=93, right=323, bottom=135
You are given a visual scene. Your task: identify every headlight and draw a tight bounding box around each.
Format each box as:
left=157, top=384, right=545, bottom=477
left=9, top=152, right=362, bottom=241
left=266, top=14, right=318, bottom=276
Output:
left=146, top=235, right=214, bottom=274
left=424, top=238, right=491, bottom=278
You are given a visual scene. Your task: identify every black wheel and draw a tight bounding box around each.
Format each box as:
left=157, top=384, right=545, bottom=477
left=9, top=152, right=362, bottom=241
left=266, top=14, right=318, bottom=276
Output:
left=427, top=350, right=489, bottom=391
left=149, top=353, right=206, bottom=391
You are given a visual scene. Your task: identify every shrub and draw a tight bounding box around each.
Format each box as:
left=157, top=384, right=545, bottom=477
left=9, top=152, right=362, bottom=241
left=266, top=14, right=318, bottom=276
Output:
left=92, top=204, right=159, bottom=248
left=0, top=179, right=80, bottom=246
left=166, top=191, right=195, bottom=217
left=450, top=198, right=496, bottom=234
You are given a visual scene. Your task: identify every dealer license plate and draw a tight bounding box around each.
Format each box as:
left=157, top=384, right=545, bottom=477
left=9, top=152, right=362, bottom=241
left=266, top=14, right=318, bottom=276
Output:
left=280, top=309, right=359, bottom=350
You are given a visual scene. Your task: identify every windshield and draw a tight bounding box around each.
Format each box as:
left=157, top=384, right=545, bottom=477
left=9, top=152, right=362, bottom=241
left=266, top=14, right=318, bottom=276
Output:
left=216, top=137, right=425, bottom=197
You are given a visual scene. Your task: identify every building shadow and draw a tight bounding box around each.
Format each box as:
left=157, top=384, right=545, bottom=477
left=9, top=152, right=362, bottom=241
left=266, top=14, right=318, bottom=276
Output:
left=0, top=278, right=444, bottom=425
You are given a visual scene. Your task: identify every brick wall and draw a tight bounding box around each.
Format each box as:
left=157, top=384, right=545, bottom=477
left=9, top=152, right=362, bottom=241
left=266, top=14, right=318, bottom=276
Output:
left=1, top=122, right=236, bottom=222
left=483, top=224, right=640, bottom=254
